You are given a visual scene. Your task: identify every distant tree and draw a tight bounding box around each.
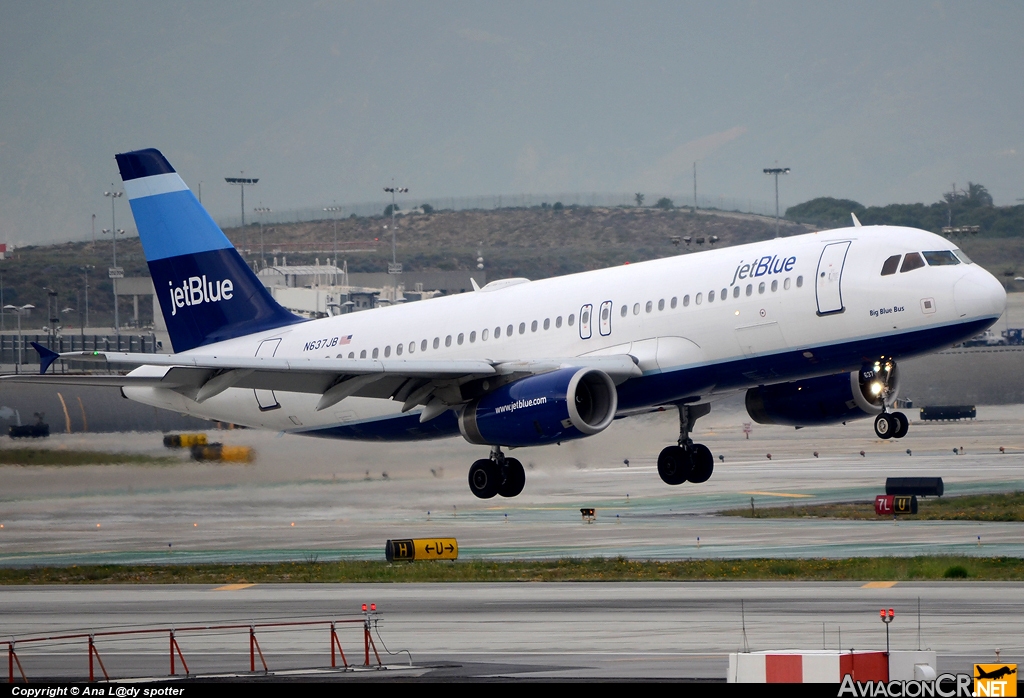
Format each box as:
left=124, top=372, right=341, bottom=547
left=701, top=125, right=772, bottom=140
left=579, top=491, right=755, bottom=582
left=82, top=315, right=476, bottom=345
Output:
left=421, top=203, right=435, bottom=214
left=552, top=201, right=563, bottom=210
left=786, top=197, right=865, bottom=226
left=966, top=182, right=994, bottom=207
left=655, top=197, right=674, bottom=210
left=383, top=204, right=400, bottom=217
left=634, top=193, right=645, bottom=207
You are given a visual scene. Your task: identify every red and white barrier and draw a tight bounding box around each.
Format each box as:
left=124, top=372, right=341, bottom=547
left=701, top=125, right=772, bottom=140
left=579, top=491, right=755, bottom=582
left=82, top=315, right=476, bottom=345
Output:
left=729, top=650, right=937, bottom=683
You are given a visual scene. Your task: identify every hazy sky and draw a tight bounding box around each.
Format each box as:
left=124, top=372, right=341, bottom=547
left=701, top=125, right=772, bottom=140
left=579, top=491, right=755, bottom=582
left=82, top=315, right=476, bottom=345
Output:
left=2, top=1, right=1023, bottom=245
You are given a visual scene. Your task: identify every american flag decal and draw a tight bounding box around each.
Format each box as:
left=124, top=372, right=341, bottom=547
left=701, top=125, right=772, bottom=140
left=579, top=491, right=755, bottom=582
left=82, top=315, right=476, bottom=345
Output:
left=339, top=335, right=352, bottom=345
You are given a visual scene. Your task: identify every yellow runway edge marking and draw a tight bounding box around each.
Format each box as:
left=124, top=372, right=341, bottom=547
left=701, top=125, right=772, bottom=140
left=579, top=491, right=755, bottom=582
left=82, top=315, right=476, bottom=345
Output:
left=741, top=491, right=814, bottom=498
left=213, top=583, right=256, bottom=591
left=861, top=581, right=898, bottom=588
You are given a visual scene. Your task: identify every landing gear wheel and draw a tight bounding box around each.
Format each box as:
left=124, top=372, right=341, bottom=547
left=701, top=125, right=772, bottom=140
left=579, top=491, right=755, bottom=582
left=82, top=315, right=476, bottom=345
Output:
left=498, top=458, right=526, bottom=498
left=874, top=413, right=896, bottom=439
left=658, top=445, right=693, bottom=485
left=687, top=444, right=715, bottom=483
left=468, top=459, right=501, bottom=499
left=891, top=411, right=909, bottom=439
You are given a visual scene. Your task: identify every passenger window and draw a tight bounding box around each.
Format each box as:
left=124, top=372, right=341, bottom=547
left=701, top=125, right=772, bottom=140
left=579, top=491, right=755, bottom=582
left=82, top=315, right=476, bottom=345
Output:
left=519, top=322, right=526, bottom=334
left=421, top=339, right=427, bottom=352
left=482, top=329, right=488, bottom=341
left=458, top=333, right=464, bottom=345
left=601, top=307, right=609, bottom=321
left=507, top=324, right=514, bottom=336
left=696, top=292, right=703, bottom=305
left=746, top=284, right=753, bottom=296
left=372, top=348, right=379, bottom=358
left=620, top=305, right=628, bottom=317
left=721, top=288, right=727, bottom=300
left=771, top=280, right=778, bottom=292
left=784, top=278, right=791, bottom=290
left=880, top=254, right=901, bottom=276
left=658, top=299, right=665, bottom=311
left=470, top=331, right=476, bottom=343
left=544, top=318, right=550, bottom=329
left=645, top=301, right=652, bottom=313
left=797, top=276, right=803, bottom=287
left=671, top=297, right=677, bottom=308
left=531, top=320, right=538, bottom=332
left=568, top=314, right=575, bottom=326
left=445, top=335, right=452, bottom=347
left=683, top=295, right=690, bottom=307
left=360, top=349, right=367, bottom=358
left=408, top=342, right=414, bottom=354
left=397, top=344, right=404, bottom=356
left=708, top=290, right=715, bottom=302
left=556, top=316, right=563, bottom=328
left=901, top=252, right=925, bottom=273
left=349, top=352, right=355, bottom=359
left=633, top=303, right=640, bottom=315
left=384, top=346, right=391, bottom=357
left=923, top=250, right=960, bottom=266
left=494, top=327, right=501, bottom=338
left=733, top=286, right=740, bottom=298
left=433, top=337, right=439, bottom=349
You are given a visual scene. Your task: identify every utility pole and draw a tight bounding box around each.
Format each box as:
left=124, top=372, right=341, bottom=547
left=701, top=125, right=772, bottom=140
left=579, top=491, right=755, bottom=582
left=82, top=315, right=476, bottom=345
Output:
left=693, top=161, right=697, bottom=209
left=254, top=206, right=272, bottom=269
left=103, top=188, right=124, bottom=334
left=763, top=167, right=790, bottom=238
left=324, top=205, right=343, bottom=285
left=383, top=184, right=408, bottom=301
left=226, top=173, right=258, bottom=257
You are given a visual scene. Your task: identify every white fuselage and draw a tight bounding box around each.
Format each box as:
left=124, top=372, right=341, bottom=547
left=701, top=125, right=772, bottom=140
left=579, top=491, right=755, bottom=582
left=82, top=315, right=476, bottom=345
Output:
left=124, top=225, right=1005, bottom=440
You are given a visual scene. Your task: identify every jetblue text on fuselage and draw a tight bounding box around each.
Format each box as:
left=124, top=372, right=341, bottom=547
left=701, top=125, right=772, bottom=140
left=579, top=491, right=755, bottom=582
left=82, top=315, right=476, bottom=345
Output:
left=731, top=255, right=797, bottom=286
left=168, top=276, right=234, bottom=316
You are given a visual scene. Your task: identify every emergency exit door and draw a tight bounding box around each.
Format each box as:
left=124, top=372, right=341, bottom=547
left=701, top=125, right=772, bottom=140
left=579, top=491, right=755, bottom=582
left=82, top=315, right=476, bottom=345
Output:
left=815, top=241, right=851, bottom=315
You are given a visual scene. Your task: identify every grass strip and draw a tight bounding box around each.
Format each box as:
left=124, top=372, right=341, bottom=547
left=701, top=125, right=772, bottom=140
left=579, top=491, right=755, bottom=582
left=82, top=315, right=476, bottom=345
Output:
left=2, top=556, right=1023, bottom=584
left=0, top=449, right=177, bottom=466
left=724, top=491, right=1024, bottom=522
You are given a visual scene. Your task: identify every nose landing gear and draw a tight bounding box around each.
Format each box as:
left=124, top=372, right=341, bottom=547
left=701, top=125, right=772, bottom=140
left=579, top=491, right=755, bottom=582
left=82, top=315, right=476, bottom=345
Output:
left=874, top=411, right=909, bottom=439
left=658, top=403, right=715, bottom=486
left=468, top=446, right=526, bottom=499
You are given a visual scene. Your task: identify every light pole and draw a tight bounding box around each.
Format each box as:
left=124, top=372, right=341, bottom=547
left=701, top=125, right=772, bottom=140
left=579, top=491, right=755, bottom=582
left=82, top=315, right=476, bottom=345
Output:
left=226, top=174, right=258, bottom=257
left=763, top=167, right=790, bottom=238
left=254, top=206, right=272, bottom=269
left=82, top=265, right=94, bottom=329
left=383, top=185, right=408, bottom=300
left=324, top=205, right=343, bottom=284
left=4, top=304, right=35, bottom=368
left=103, top=188, right=125, bottom=334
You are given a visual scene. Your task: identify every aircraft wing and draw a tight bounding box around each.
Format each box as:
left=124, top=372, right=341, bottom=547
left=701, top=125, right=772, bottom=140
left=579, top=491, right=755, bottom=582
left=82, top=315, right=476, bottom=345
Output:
left=5, top=348, right=640, bottom=417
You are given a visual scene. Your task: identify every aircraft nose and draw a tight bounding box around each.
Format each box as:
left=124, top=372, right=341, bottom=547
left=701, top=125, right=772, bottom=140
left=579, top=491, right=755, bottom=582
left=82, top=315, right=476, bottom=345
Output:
left=953, top=266, right=1006, bottom=320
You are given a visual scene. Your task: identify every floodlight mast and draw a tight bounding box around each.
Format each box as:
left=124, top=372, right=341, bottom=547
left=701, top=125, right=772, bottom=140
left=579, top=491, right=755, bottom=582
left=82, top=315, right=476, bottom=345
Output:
left=383, top=185, right=408, bottom=301
left=763, top=167, right=790, bottom=238
left=103, top=188, right=124, bottom=334
left=225, top=174, right=259, bottom=255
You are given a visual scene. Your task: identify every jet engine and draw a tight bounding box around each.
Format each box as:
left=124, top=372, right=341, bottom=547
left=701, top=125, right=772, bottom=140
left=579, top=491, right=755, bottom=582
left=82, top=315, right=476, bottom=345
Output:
left=745, top=361, right=899, bottom=427
left=458, top=366, right=617, bottom=447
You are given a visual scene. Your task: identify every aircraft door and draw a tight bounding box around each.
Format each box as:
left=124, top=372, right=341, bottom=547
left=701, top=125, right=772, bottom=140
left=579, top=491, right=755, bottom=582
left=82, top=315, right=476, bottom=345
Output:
left=254, top=338, right=282, bottom=411
left=599, top=300, right=613, bottom=336
left=815, top=241, right=851, bottom=316
left=579, top=304, right=593, bottom=339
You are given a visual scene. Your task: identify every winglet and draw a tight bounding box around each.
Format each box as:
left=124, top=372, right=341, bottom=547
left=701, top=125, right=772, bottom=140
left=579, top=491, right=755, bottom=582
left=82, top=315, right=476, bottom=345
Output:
left=31, top=342, right=60, bottom=374
left=851, top=212, right=863, bottom=228
left=470, top=277, right=481, bottom=292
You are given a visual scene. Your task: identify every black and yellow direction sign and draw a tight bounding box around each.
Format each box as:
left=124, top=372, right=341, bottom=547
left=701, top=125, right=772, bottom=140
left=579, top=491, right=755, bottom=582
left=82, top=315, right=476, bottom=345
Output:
left=893, top=495, right=918, bottom=515
left=975, top=664, right=1017, bottom=697
left=386, top=538, right=458, bottom=562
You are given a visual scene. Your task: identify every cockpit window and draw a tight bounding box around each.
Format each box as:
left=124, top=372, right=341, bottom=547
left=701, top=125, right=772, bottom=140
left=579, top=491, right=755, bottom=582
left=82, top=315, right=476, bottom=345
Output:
left=900, top=252, right=925, bottom=273
left=923, top=250, right=960, bottom=266
left=953, top=248, right=973, bottom=264
left=880, top=255, right=901, bottom=276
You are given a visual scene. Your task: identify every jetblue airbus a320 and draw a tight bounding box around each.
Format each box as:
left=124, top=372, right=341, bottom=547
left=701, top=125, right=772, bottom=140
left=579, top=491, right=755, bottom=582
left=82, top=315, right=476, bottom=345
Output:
left=11, top=149, right=1007, bottom=499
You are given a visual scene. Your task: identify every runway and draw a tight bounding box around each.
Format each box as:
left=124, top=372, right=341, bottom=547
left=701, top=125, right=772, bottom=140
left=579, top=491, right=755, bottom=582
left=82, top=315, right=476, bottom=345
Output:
left=1, top=582, right=1021, bottom=681
left=2, top=400, right=1023, bottom=565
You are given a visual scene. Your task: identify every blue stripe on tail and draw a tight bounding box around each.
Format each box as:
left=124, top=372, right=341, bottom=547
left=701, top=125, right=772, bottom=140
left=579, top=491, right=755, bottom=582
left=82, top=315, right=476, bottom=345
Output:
left=115, top=149, right=304, bottom=352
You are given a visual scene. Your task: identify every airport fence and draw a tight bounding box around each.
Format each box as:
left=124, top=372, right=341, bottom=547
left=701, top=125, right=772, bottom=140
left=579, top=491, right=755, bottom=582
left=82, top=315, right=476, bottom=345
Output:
left=0, top=333, right=159, bottom=369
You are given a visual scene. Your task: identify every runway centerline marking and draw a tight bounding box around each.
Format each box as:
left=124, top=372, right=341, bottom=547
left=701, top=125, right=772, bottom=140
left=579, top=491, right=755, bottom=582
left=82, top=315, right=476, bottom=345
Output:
left=741, top=491, right=814, bottom=498
left=861, top=581, right=898, bottom=588
left=212, top=583, right=255, bottom=591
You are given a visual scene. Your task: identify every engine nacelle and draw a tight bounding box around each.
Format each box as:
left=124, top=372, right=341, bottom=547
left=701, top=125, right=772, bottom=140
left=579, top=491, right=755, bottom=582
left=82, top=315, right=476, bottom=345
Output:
left=458, top=367, right=617, bottom=447
left=745, top=363, right=899, bottom=427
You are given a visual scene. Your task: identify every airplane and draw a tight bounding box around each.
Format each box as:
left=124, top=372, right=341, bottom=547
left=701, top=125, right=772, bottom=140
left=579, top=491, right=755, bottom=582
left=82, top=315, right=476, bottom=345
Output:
left=975, top=666, right=1017, bottom=681
left=9, top=148, right=1006, bottom=499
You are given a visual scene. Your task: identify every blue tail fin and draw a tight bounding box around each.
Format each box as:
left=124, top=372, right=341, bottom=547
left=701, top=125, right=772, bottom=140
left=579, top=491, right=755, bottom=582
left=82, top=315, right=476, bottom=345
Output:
left=115, top=148, right=304, bottom=352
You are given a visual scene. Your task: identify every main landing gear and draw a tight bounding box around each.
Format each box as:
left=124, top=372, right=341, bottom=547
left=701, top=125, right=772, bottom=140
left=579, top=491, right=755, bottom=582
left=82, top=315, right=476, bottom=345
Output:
left=874, top=411, right=909, bottom=440
left=468, top=446, right=526, bottom=499
left=658, top=403, right=715, bottom=486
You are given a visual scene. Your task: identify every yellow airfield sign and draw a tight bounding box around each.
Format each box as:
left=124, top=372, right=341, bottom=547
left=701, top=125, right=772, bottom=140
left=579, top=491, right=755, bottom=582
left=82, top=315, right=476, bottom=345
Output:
left=386, top=538, right=458, bottom=562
